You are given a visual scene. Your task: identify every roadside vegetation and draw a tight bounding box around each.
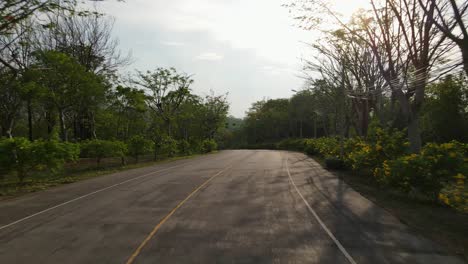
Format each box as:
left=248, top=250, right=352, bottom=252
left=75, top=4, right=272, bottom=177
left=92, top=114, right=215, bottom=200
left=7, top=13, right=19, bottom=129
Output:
left=0, top=2, right=227, bottom=196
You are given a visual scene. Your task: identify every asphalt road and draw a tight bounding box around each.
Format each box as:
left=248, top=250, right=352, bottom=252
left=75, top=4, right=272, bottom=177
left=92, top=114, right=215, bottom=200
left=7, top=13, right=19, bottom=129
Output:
left=0, top=150, right=464, bottom=264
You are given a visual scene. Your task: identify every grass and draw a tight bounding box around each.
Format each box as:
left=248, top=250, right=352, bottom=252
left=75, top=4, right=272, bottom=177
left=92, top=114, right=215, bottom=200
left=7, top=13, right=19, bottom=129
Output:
left=313, top=157, right=468, bottom=261
left=0, top=153, right=203, bottom=199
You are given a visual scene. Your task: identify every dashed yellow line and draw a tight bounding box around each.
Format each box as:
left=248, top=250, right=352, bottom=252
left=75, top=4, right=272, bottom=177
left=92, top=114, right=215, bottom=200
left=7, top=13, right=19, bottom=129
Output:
left=126, top=166, right=231, bottom=264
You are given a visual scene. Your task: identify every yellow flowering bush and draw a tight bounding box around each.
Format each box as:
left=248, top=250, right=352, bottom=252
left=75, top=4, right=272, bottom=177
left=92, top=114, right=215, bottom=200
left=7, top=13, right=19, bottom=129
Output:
left=303, top=137, right=340, bottom=158
left=439, top=174, right=467, bottom=212
left=374, top=141, right=468, bottom=200
left=346, top=128, right=408, bottom=171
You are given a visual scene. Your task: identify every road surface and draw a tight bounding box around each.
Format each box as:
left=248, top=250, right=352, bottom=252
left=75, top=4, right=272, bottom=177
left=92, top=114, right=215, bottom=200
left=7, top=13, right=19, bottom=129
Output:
left=0, top=150, right=464, bottom=263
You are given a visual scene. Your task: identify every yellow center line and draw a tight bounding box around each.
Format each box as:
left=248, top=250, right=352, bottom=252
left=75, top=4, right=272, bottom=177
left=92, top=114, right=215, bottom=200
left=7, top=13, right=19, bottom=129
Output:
left=126, top=166, right=232, bottom=264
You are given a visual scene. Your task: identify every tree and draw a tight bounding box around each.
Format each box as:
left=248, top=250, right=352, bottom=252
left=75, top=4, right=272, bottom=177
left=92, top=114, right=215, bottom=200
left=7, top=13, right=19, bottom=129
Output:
left=244, top=99, right=290, bottom=144
left=0, top=0, right=120, bottom=70
left=288, top=0, right=457, bottom=152
left=136, top=67, right=192, bottom=136
left=422, top=75, right=468, bottom=142
left=200, top=92, right=229, bottom=139
left=128, top=135, right=153, bottom=163
left=0, top=70, right=22, bottom=138
left=360, top=0, right=450, bottom=152
left=80, top=139, right=127, bottom=167
left=418, top=0, right=468, bottom=76
left=31, top=50, right=106, bottom=141
left=107, top=85, right=148, bottom=140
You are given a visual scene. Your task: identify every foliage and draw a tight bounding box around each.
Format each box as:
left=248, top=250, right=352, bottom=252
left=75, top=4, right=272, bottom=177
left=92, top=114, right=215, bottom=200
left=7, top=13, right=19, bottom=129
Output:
left=276, top=138, right=308, bottom=151
left=346, top=128, right=408, bottom=171
left=307, top=137, right=340, bottom=158
left=128, top=135, right=153, bottom=162
left=158, top=135, right=178, bottom=157
left=439, top=174, right=467, bottom=212
left=422, top=75, right=468, bottom=143
left=178, top=139, right=191, bottom=155
left=374, top=141, right=468, bottom=199
left=0, top=137, right=79, bottom=182
left=201, top=139, right=217, bottom=153
left=80, top=139, right=127, bottom=166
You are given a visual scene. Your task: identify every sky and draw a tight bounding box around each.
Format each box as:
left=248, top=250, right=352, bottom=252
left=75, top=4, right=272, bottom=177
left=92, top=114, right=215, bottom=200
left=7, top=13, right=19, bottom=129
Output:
left=94, top=0, right=369, bottom=117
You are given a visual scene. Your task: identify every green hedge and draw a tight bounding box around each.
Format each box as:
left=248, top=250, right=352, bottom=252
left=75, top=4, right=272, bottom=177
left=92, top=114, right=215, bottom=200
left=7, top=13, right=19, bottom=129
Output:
left=80, top=139, right=127, bottom=166
left=201, top=139, right=218, bottom=153
left=0, top=137, right=79, bottom=182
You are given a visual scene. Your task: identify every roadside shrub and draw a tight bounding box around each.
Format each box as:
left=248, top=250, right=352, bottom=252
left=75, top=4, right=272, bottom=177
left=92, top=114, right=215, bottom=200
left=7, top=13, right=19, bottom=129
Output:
left=202, top=139, right=217, bottom=153
left=374, top=141, right=467, bottom=200
left=158, top=136, right=178, bottom=157
left=346, top=128, right=408, bottom=171
left=0, top=137, right=79, bottom=182
left=304, top=139, right=318, bottom=156
left=178, top=139, right=191, bottom=155
left=276, top=138, right=307, bottom=151
left=439, top=174, right=467, bottom=212
left=314, top=137, right=340, bottom=158
left=128, top=135, right=153, bottom=163
left=80, top=139, right=127, bottom=167
left=189, top=140, right=203, bottom=154
left=32, top=140, right=80, bottom=172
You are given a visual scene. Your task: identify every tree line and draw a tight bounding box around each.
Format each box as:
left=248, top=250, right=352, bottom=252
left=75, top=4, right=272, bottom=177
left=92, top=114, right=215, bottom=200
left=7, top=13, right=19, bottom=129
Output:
left=278, top=0, right=468, bottom=153
left=0, top=2, right=229, bottom=182
left=233, top=75, right=467, bottom=147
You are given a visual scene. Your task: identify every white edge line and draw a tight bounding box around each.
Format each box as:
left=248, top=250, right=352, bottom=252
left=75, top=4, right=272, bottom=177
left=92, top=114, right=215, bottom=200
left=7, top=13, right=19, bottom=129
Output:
left=0, top=164, right=182, bottom=231
left=286, top=156, right=358, bottom=264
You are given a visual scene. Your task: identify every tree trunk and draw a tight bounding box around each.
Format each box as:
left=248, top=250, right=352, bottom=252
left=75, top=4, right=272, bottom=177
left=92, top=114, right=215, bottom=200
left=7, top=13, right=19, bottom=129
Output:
left=90, top=112, right=97, bottom=139
left=46, top=111, right=53, bottom=137
left=407, top=115, right=422, bottom=153
left=165, top=119, right=172, bottom=137
left=1, top=115, right=14, bottom=138
left=362, top=99, right=369, bottom=137
left=461, top=41, right=468, bottom=77
left=58, top=109, right=68, bottom=141
left=395, top=89, right=422, bottom=153
left=27, top=99, right=33, bottom=141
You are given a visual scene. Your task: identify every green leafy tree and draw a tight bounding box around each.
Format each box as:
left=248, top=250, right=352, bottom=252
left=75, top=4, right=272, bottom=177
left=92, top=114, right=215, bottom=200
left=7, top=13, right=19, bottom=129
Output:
left=422, top=75, right=468, bottom=143
left=80, top=139, right=127, bottom=167
left=31, top=50, right=106, bottom=141
left=128, top=135, right=153, bottom=163
left=157, top=135, right=178, bottom=157
left=201, top=92, right=229, bottom=139
left=135, top=67, right=192, bottom=136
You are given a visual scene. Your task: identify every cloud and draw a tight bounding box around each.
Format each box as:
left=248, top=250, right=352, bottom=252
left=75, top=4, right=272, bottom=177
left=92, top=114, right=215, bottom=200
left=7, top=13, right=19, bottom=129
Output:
left=195, top=52, right=224, bottom=61
left=161, top=41, right=185, bottom=46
